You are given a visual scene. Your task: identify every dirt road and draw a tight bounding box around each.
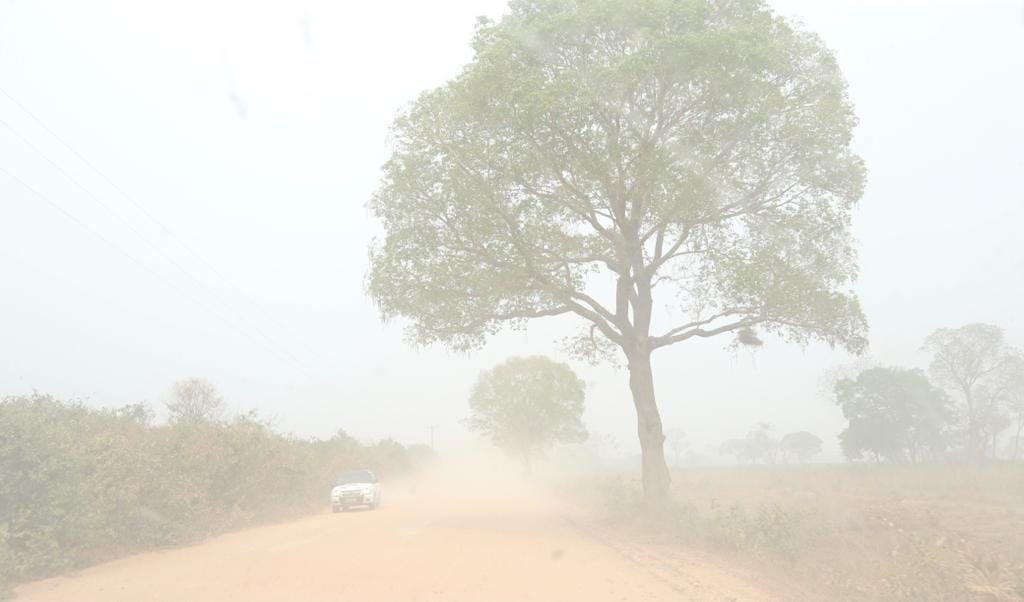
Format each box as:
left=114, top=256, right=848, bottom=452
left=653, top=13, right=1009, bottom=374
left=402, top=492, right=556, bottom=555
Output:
left=14, top=470, right=782, bottom=602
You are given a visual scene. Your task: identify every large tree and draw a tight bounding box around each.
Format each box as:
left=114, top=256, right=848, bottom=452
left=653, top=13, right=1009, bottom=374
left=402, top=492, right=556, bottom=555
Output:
left=923, top=324, right=1011, bottom=458
left=369, top=0, right=867, bottom=499
left=467, top=356, right=587, bottom=471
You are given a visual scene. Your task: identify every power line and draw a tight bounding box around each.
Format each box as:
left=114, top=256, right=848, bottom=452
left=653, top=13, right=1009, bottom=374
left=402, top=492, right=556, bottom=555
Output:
left=1, top=166, right=168, bottom=287
left=0, top=127, right=390, bottom=422
left=0, top=86, right=395, bottom=422
left=0, top=115, right=317, bottom=376
left=0, top=164, right=313, bottom=379
left=0, top=84, right=305, bottom=355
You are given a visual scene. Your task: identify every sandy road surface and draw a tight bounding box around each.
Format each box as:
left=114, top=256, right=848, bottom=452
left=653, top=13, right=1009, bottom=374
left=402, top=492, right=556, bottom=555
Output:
left=15, top=471, right=782, bottom=602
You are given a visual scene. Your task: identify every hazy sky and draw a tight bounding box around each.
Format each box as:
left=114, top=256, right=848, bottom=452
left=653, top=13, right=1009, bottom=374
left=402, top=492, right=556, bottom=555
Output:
left=1, top=0, right=1022, bottom=456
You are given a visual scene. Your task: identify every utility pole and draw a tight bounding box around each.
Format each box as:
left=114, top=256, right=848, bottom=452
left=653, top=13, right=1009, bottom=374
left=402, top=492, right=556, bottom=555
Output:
left=426, top=425, right=437, bottom=449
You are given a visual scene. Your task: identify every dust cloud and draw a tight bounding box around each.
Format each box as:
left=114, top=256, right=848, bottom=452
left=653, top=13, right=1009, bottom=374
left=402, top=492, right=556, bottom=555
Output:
left=2, top=0, right=1024, bottom=600
left=13, top=450, right=785, bottom=602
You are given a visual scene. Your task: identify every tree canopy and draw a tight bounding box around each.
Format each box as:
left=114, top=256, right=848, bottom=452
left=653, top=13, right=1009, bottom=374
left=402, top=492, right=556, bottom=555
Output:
left=924, top=323, right=1014, bottom=459
left=467, top=356, right=587, bottom=469
left=166, top=378, right=225, bottom=424
left=835, top=367, right=951, bottom=463
left=369, top=0, right=866, bottom=498
left=779, top=431, right=822, bottom=463
left=719, top=422, right=778, bottom=464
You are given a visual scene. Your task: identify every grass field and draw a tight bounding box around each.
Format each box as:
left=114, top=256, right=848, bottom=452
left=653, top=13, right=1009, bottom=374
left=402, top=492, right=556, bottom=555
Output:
left=583, top=463, right=1024, bottom=601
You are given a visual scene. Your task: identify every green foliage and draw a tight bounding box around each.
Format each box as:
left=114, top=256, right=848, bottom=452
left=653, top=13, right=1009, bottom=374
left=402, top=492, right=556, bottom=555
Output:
left=468, top=356, right=587, bottom=463
left=835, top=367, right=953, bottom=463
left=369, top=0, right=866, bottom=356
left=0, top=394, right=415, bottom=588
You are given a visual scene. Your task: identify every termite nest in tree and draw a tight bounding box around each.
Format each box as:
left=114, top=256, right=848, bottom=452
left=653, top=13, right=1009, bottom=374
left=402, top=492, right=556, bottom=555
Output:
left=737, top=327, right=764, bottom=347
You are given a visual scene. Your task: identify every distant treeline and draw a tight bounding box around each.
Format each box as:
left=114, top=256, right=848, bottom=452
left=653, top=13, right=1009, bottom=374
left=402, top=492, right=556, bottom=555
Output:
left=0, top=392, right=427, bottom=591
left=712, top=323, right=1024, bottom=466
left=832, top=323, right=1024, bottom=464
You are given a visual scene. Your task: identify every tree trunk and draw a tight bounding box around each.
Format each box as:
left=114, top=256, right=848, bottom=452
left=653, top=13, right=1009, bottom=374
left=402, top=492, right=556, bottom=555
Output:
left=964, top=389, right=981, bottom=460
left=626, top=347, right=670, bottom=502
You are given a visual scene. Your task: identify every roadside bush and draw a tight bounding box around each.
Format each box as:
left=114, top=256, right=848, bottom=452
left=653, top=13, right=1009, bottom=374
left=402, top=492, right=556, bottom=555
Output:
left=0, top=394, right=416, bottom=588
left=704, top=503, right=802, bottom=561
left=0, top=524, right=11, bottom=599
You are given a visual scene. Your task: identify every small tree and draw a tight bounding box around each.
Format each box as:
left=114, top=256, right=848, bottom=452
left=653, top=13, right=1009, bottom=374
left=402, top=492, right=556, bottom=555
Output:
left=976, top=400, right=1011, bottom=459
left=467, top=356, right=587, bottom=472
left=664, top=428, right=690, bottom=467
left=719, top=439, right=750, bottom=464
left=744, top=422, right=779, bottom=464
left=719, top=423, right=778, bottom=464
left=166, top=378, right=225, bottom=424
left=835, top=367, right=951, bottom=463
left=779, top=431, right=822, bottom=463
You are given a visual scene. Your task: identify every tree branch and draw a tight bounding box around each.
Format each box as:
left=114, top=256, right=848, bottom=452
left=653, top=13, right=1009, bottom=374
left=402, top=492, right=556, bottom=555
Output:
left=646, top=224, right=692, bottom=276
left=650, top=315, right=764, bottom=350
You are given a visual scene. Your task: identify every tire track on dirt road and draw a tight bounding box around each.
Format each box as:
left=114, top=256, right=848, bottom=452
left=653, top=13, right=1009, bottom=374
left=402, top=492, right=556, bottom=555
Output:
left=562, top=516, right=786, bottom=602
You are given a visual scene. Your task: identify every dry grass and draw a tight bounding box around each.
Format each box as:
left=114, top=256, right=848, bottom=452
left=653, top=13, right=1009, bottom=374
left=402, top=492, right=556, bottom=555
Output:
left=578, top=463, right=1024, bottom=601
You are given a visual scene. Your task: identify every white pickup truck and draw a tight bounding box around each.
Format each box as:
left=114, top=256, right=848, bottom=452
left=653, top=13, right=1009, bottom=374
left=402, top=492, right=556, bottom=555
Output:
left=331, top=469, right=381, bottom=512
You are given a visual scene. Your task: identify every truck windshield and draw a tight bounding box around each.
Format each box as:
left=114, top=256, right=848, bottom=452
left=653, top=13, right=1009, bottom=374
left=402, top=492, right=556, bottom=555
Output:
left=336, top=470, right=374, bottom=485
